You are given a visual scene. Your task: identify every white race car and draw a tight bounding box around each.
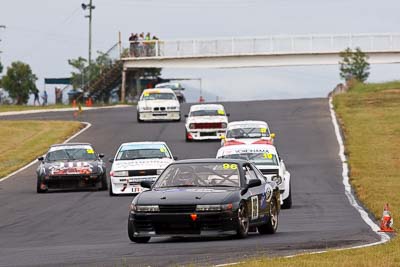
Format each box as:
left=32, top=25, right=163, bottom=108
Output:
left=109, top=142, right=175, bottom=196
left=185, top=104, right=229, bottom=141
left=221, top=120, right=275, bottom=146
left=216, top=144, right=291, bottom=209
left=137, top=88, right=181, bottom=122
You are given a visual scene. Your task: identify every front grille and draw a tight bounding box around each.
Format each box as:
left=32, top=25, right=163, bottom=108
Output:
left=153, top=107, right=166, bottom=111
left=128, top=169, right=157, bottom=177
left=260, top=169, right=279, bottom=175
left=154, top=223, right=200, bottom=235
left=159, top=205, right=196, bottom=213
left=200, top=132, right=217, bottom=137
left=193, top=122, right=223, bottom=129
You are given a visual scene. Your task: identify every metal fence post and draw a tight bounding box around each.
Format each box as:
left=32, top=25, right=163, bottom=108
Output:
left=155, top=41, right=159, bottom=57
left=231, top=37, right=235, bottom=54
left=192, top=40, right=196, bottom=56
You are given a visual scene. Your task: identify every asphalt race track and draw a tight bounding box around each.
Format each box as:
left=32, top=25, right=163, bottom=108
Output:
left=0, top=99, right=380, bottom=266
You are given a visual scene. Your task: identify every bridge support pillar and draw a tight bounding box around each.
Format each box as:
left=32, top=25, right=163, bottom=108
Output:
left=121, top=67, right=126, bottom=103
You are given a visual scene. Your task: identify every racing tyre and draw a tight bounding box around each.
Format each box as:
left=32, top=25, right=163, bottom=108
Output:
left=281, top=183, right=292, bottom=209
left=236, top=202, right=249, bottom=238
left=100, top=174, right=108, bottom=191
left=109, top=181, right=116, bottom=196
left=137, top=112, right=142, bottom=123
left=36, top=178, right=47, bottom=193
left=258, top=197, right=278, bottom=235
left=185, top=130, right=192, bottom=142
left=128, top=221, right=150, bottom=243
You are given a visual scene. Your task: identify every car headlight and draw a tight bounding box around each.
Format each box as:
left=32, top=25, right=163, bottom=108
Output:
left=113, top=170, right=129, bottom=177
left=189, top=123, right=195, bottom=129
left=156, top=169, right=163, bottom=175
left=271, top=175, right=282, bottom=185
left=221, top=123, right=227, bottom=128
left=196, top=203, right=233, bottom=212
left=167, top=106, right=178, bottom=110
left=139, top=106, right=152, bottom=111
left=130, top=204, right=159, bottom=213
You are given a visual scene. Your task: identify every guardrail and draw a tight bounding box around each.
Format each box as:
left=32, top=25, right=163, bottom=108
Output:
left=124, top=33, right=400, bottom=59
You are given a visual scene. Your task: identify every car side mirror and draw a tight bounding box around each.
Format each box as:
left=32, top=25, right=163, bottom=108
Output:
left=173, top=156, right=178, bottom=160
left=98, top=153, right=105, bottom=158
left=226, top=113, right=230, bottom=117
left=140, top=180, right=153, bottom=189
left=108, top=158, right=114, bottom=163
left=247, top=179, right=261, bottom=189
left=38, top=156, right=44, bottom=161
left=270, top=133, right=276, bottom=139
left=184, top=114, right=188, bottom=118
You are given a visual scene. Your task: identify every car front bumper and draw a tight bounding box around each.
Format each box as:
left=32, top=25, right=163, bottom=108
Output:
left=42, top=174, right=102, bottom=189
left=129, top=211, right=238, bottom=237
left=187, top=129, right=226, bottom=140
left=139, top=111, right=180, bottom=121
left=111, top=176, right=157, bottom=195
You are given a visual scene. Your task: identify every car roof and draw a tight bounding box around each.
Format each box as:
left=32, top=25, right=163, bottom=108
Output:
left=189, top=104, right=225, bottom=112
left=228, top=120, right=268, bottom=128
left=217, top=144, right=277, bottom=155
left=172, top=158, right=249, bottom=165
left=50, top=143, right=92, bottom=147
left=120, top=141, right=167, bottom=147
left=142, top=88, right=174, bottom=94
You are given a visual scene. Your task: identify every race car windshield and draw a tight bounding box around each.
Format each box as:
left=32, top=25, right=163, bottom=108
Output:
left=226, top=127, right=270, bottom=138
left=154, top=163, right=240, bottom=188
left=116, top=148, right=171, bottom=160
left=142, top=93, right=176, bottom=100
left=190, top=110, right=224, bottom=116
left=221, top=153, right=278, bottom=166
left=46, top=148, right=97, bottom=161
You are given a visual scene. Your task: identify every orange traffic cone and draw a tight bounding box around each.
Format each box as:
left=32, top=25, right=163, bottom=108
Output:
left=88, top=97, right=93, bottom=107
left=72, top=99, right=77, bottom=108
left=379, top=203, right=395, bottom=232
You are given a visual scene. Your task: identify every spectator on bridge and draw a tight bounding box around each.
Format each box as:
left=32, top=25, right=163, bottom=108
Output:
left=129, top=33, right=138, bottom=57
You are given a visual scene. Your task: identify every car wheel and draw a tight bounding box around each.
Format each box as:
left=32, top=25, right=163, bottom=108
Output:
left=137, top=112, right=142, bottom=122
left=36, top=177, right=47, bottom=193
left=185, top=130, right=191, bottom=142
left=109, top=181, right=116, bottom=196
left=128, top=220, right=150, bottom=243
left=258, top=197, right=278, bottom=234
left=100, top=174, right=108, bottom=191
left=236, top=202, right=249, bottom=238
left=281, top=183, right=292, bottom=209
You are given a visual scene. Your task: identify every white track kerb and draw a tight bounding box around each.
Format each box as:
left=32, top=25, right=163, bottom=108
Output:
left=214, top=98, right=390, bottom=267
left=0, top=122, right=92, bottom=183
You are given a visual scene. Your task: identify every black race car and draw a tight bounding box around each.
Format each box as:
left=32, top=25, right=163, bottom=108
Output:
left=36, top=143, right=107, bottom=193
left=128, top=159, right=280, bottom=243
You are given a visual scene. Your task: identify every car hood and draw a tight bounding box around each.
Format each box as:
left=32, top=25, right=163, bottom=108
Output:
left=187, top=116, right=228, bottom=124
left=136, top=187, right=238, bottom=205
left=139, top=100, right=179, bottom=108
left=43, top=160, right=101, bottom=175
left=112, top=158, right=173, bottom=171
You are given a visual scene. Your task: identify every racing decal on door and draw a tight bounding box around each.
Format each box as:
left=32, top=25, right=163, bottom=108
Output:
left=251, top=196, right=259, bottom=220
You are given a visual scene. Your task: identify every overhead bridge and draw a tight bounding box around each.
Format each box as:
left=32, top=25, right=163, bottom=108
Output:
left=120, top=33, right=400, bottom=100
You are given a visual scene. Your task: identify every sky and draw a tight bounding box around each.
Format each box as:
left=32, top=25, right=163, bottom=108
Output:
left=1, top=0, right=400, bottom=103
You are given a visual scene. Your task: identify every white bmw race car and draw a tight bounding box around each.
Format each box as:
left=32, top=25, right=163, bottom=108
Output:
left=185, top=104, right=229, bottom=141
left=221, top=120, right=275, bottom=146
left=109, top=142, right=175, bottom=196
left=137, top=88, right=181, bottom=122
left=216, top=144, right=292, bottom=209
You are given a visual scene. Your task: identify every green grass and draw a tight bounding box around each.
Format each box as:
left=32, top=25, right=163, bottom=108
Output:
left=0, top=103, right=124, bottom=113
left=238, top=81, right=400, bottom=266
left=0, top=121, right=82, bottom=178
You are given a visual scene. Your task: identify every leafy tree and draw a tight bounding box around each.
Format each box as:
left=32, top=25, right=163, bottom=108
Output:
left=68, top=57, right=87, bottom=89
left=339, top=47, right=370, bottom=82
left=1, top=61, right=38, bottom=104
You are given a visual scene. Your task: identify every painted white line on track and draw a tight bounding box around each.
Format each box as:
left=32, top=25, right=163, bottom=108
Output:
left=0, top=122, right=92, bottom=183
left=0, top=105, right=131, bottom=117
left=216, top=98, right=391, bottom=266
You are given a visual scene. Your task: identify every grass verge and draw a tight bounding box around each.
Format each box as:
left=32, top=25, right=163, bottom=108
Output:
left=0, top=120, right=82, bottom=178
left=238, top=81, right=400, bottom=266
left=0, top=103, right=123, bottom=113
